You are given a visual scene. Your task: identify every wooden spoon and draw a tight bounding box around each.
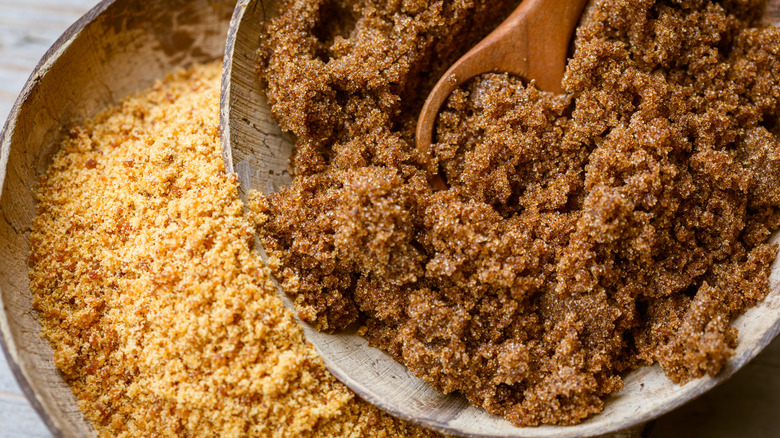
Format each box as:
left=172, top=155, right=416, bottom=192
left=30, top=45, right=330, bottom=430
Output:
left=416, top=0, right=588, bottom=153
left=220, top=1, right=780, bottom=437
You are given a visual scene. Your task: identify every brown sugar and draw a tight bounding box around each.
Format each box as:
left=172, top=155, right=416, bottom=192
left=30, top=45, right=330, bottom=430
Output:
left=253, top=0, right=780, bottom=426
left=28, top=62, right=439, bottom=438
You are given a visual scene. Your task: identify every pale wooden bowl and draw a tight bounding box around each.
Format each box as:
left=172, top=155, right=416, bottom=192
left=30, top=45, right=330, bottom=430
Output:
left=0, top=0, right=234, bottom=436
left=221, top=1, right=780, bottom=437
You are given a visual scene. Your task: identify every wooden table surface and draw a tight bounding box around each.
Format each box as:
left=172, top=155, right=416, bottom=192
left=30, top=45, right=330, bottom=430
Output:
left=0, top=1, right=778, bottom=437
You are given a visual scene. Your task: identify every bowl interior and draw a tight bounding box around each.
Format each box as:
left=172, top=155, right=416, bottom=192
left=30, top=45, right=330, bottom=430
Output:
left=221, top=1, right=780, bottom=437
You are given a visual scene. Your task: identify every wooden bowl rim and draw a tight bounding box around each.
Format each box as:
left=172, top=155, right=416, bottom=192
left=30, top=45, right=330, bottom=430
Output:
left=0, top=3, right=116, bottom=436
left=0, top=0, right=233, bottom=435
left=220, top=1, right=780, bottom=437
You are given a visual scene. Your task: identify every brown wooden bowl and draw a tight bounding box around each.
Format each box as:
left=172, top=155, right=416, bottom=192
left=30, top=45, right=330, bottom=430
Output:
left=0, top=1, right=234, bottom=436
left=221, top=1, right=780, bottom=437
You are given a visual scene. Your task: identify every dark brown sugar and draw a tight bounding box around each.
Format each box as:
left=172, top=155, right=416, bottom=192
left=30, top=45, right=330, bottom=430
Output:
left=254, top=0, right=780, bottom=427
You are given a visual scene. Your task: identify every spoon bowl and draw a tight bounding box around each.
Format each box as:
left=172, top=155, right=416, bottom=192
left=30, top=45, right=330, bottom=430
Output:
left=220, top=1, right=780, bottom=436
left=415, top=0, right=588, bottom=154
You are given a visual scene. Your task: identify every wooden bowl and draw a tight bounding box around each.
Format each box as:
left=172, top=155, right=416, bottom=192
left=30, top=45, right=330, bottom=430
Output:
left=0, top=1, right=234, bottom=436
left=221, top=1, right=780, bottom=437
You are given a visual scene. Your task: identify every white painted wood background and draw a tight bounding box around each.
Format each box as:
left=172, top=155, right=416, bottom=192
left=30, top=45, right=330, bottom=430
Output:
left=0, top=1, right=777, bottom=437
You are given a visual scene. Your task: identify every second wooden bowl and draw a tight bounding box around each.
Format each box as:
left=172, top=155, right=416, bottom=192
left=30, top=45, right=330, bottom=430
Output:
left=0, top=1, right=234, bottom=436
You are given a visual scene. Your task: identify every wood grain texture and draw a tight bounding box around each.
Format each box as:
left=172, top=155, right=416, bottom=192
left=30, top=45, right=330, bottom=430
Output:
left=0, top=346, right=24, bottom=395
left=0, top=396, right=52, bottom=438
left=220, top=0, right=295, bottom=195
left=649, top=338, right=780, bottom=438
left=0, top=0, right=97, bottom=135
left=222, top=1, right=780, bottom=437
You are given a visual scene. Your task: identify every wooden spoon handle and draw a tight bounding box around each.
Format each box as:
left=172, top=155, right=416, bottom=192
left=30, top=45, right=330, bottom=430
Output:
left=416, top=0, right=588, bottom=154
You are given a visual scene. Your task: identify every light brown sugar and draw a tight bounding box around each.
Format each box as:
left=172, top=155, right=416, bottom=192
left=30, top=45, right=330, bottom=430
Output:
left=29, top=62, right=439, bottom=438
